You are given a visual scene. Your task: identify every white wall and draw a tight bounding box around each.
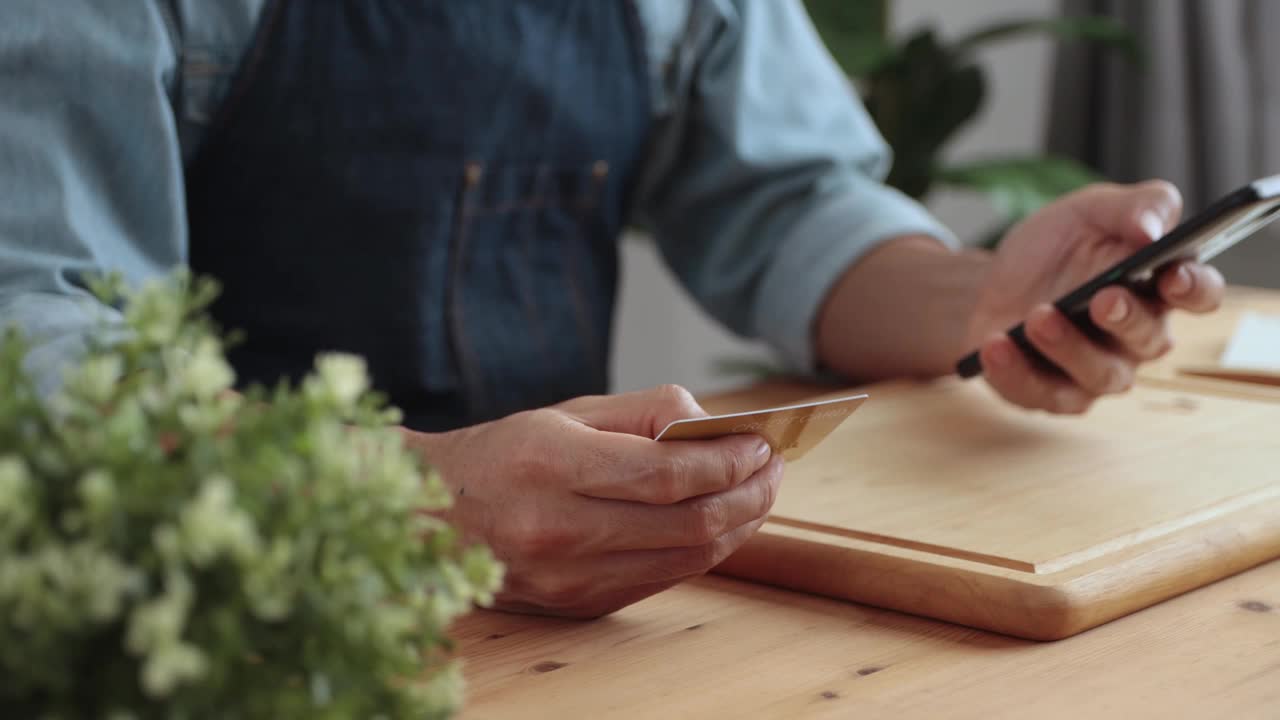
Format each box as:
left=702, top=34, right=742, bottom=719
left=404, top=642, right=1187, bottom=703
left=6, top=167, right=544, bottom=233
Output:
left=610, top=0, right=1058, bottom=395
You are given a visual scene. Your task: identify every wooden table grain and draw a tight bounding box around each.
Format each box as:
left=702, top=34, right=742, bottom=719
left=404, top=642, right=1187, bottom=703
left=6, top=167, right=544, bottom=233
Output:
left=452, top=288, right=1280, bottom=719
left=455, top=565, right=1280, bottom=719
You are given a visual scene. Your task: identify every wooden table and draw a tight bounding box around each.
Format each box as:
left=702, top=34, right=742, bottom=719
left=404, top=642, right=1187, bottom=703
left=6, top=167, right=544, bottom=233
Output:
left=454, top=289, right=1280, bottom=719
left=1142, top=285, right=1280, bottom=400
left=456, top=568, right=1278, bottom=719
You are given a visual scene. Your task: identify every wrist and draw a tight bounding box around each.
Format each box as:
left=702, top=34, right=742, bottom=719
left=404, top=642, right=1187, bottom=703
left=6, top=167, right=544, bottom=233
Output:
left=815, top=235, right=994, bottom=380
left=399, top=425, right=464, bottom=496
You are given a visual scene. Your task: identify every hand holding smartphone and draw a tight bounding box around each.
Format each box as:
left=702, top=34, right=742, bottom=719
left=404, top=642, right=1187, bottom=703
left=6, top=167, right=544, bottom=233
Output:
left=956, top=175, right=1280, bottom=379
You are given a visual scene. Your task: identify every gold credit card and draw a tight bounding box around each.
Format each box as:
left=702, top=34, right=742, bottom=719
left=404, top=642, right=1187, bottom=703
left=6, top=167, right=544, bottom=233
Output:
left=655, top=394, right=869, bottom=461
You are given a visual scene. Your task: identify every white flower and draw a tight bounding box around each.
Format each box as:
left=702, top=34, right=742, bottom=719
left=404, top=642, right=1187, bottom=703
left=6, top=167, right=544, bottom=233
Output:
left=315, top=353, right=369, bottom=407
left=83, top=561, right=137, bottom=622
left=65, top=542, right=138, bottom=622
left=418, top=467, right=453, bottom=511
left=127, top=279, right=183, bottom=345
left=423, top=587, right=470, bottom=625
left=140, top=641, right=208, bottom=697
left=202, top=389, right=243, bottom=423
left=177, top=401, right=225, bottom=434
left=126, top=584, right=187, bottom=655
left=179, top=476, right=260, bottom=566
left=308, top=424, right=360, bottom=485
left=462, top=547, right=504, bottom=606
left=174, top=337, right=234, bottom=399
left=78, top=469, right=115, bottom=514
left=126, top=571, right=195, bottom=689
left=409, top=662, right=465, bottom=716
left=63, top=353, right=123, bottom=404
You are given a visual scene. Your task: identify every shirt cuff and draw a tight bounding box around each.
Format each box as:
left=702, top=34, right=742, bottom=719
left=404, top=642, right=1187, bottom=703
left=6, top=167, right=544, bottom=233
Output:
left=753, top=177, right=957, bottom=373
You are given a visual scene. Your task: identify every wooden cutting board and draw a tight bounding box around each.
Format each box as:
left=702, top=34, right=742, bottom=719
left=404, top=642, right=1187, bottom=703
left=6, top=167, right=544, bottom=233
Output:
left=705, top=379, right=1280, bottom=640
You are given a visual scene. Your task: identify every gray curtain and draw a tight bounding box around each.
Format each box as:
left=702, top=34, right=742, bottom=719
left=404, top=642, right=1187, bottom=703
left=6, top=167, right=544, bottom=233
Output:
left=1048, top=0, right=1280, bottom=287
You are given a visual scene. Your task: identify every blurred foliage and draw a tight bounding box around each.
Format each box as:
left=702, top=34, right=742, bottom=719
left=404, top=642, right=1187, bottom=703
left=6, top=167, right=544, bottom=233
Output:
left=804, top=0, right=1141, bottom=242
left=0, top=272, right=502, bottom=718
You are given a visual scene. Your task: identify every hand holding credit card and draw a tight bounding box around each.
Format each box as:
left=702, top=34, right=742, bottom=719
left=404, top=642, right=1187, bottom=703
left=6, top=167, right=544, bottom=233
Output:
left=656, top=394, right=868, bottom=461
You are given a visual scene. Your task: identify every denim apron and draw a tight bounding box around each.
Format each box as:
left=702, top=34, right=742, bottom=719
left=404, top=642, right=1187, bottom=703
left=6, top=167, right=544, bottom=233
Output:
left=186, top=0, right=650, bottom=431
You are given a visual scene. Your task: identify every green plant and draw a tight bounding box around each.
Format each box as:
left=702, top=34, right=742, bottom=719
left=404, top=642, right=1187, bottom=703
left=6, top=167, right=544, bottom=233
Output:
left=0, top=273, right=503, bottom=718
left=804, top=0, right=1140, bottom=241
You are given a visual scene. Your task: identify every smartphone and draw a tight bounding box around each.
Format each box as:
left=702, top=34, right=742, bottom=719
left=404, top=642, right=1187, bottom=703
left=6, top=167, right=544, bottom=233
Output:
left=956, top=175, right=1280, bottom=379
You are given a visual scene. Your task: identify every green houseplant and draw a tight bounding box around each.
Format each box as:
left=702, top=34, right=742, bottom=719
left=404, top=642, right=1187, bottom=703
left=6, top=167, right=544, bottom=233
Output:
left=804, top=0, right=1140, bottom=241
left=0, top=273, right=502, bottom=718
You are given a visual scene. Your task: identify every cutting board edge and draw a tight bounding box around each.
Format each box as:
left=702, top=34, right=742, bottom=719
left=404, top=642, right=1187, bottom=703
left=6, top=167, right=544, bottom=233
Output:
left=714, top=499, right=1280, bottom=641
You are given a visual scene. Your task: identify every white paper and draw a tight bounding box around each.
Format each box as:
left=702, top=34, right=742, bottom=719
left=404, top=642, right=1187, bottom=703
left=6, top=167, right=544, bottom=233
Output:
left=1220, top=312, right=1280, bottom=370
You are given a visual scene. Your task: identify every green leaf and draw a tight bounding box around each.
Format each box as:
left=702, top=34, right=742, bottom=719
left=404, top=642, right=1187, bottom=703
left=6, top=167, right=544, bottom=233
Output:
left=951, top=16, right=1142, bottom=65
left=866, top=30, right=986, bottom=199
left=937, top=155, right=1101, bottom=222
left=803, top=0, right=896, bottom=76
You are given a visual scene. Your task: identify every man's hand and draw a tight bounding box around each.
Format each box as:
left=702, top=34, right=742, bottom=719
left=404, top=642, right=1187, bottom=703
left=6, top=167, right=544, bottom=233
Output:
left=969, top=180, right=1224, bottom=413
left=816, top=180, right=1225, bottom=414
left=404, top=385, right=781, bottom=618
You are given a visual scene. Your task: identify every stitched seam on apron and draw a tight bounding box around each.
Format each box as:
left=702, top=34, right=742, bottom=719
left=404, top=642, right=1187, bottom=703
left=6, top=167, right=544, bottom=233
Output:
left=447, top=162, right=489, bottom=420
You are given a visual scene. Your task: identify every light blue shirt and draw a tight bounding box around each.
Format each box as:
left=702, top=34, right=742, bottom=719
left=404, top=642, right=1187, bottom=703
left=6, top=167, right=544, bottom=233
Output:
left=0, top=0, right=953, bottom=395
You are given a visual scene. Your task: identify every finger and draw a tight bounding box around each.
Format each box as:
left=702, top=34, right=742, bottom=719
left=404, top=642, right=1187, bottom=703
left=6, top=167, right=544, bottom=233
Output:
left=582, top=455, right=782, bottom=551
left=516, top=454, right=776, bottom=558
left=572, top=427, right=773, bottom=504
left=1076, top=179, right=1183, bottom=248
left=499, top=512, right=773, bottom=618
left=603, top=512, right=770, bottom=585
left=560, top=384, right=708, bottom=438
left=979, top=334, right=1095, bottom=414
left=1156, top=262, right=1226, bottom=314
left=1024, top=304, right=1135, bottom=396
left=1088, top=288, right=1172, bottom=361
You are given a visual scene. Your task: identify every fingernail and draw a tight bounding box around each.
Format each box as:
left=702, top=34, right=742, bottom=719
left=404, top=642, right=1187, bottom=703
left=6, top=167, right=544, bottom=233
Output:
left=1107, top=366, right=1131, bottom=394
left=755, top=440, right=772, bottom=458
left=1055, top=387, right=1083, bottom=411
left=1035, top=308, right=1065, bottom=344
left=1140, top=211, right=1164, bottom=242
left=1107, top=296, right=1129, bottom=324
left=1169, top=265, right=1193, bottom=296
left=987, top=340, right=1013, bottom=369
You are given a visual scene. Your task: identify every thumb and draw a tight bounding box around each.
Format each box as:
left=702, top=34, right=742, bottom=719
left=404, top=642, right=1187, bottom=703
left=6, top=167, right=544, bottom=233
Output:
left=557, top=384, right=709, bottom=438
left=1076, top=179, right=1183, bottom=248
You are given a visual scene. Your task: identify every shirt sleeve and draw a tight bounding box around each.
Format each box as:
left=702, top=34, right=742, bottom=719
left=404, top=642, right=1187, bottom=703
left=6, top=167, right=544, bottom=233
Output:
left=632, top=0, right=956, bottom=373
left=0, top=0, right=187, bottom=395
